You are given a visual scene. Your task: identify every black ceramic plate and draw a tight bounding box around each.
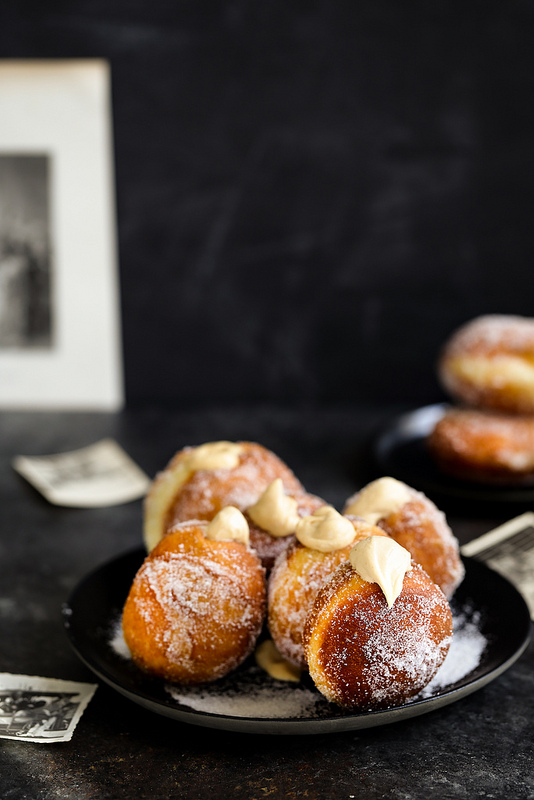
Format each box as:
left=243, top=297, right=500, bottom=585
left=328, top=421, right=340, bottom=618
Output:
left=63, top=547, right=531, bottom=735
left=373, top=403, right=534, bottom=504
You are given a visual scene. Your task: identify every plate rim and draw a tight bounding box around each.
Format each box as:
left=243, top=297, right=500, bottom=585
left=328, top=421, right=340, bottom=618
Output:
left=63, top=547, right=533, bottom=735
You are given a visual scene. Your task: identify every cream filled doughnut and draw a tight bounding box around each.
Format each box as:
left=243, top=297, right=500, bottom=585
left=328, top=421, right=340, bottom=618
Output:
left=122, top=515, right=266, bottom=685
left=304, top=541, right=453, bottom=710
left=438, top=314, right=534, bottom=414
left=143, top=441, right=305, bottom=552
left=267, top=510, right=390, bottom=668
left=343, top=477, right=464, bottom=599
left=428, top=407, right=534, bottom=485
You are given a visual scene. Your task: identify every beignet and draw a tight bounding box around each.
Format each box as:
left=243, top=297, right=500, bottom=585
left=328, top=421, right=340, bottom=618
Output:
left=304, top=558, right=453, bottom=710
left=123, top=520, right=266, bottom=684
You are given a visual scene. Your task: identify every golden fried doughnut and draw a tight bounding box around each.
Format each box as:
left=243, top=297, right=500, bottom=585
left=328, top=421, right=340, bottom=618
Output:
left=438, top=314, right=534, bottom=414
left=428, top=407, right=534, bottom=485
left=122, top=521, right=266, bottom=684
left=344, top=477, right=464, bottom=598
left=267, top=516, right=389, bottom=668
left=304, top=560, right=453, bottom=710
left=144, top=441, right=304, bottom=552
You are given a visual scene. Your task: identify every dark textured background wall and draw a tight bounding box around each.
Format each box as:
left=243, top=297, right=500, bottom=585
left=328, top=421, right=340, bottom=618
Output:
left=1, top=1, right=533, bottom=407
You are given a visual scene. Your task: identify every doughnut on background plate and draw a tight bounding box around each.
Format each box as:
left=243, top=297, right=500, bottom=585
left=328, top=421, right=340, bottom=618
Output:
left=438, top=314, right=534, bottom=414
left=427, top=407, right=534, bottom=486
left=372, top=403, right=534, bottom=504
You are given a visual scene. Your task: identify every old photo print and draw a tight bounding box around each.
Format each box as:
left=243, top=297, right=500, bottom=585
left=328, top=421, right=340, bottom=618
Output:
left=0, top=61, right=123, bottom=409
left=462, top=512, right=534, bottom=619
left=0, top=154, right=53, bottom=350
left=13, top=438, right=150, bottom=507
left=0, top=674, right=97, bottom=743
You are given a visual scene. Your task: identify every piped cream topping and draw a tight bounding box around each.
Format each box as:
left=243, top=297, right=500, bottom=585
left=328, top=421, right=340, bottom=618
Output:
left=254, top=639, right=302, bottom=682
left=205, top=506, right=250, bottom=545
left=349, top=535, right=412, bottom=607
left=344, top=477, right=411, bottom=524
left=247, top=478, right=300, bottom=538
left=185, top=441, right=244, bottom=471
left=295, top=506, right=355, bottom=553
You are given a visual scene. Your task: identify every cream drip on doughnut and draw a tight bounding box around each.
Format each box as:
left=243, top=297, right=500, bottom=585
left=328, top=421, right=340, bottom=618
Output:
left=185, top=441, right=244, bottom=471
left=344, top=477, right=412, bottom=525
left=349, top=535, right=412, bottom=608
left=205, top=507, right=250, bottom=545
left=247, top=479, right=300, bottom=538
left=254, top=639, right=302, bottom=682
left=295, top=506, right=355, bottom=552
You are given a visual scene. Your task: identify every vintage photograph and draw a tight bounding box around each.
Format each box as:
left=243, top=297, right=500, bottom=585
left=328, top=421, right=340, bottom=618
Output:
left=0, top=691, right=80, bottom=739
left=0, top=61, right=123, bottom=409
left=13, top=438, right=150, bottom=507
left=476, top=524, right=534, bottom=619
left=0, top=154, right=53, bottom=349
left=462, top=513, right=534, bottom=619
left=0, top=674, right=97, bottom=743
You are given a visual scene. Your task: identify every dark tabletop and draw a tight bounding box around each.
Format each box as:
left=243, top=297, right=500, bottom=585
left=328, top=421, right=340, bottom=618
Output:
left=1, top=405, right=533, bottom=800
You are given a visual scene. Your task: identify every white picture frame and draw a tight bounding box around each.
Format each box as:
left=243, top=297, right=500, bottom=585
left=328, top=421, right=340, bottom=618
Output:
left=0, top=60, right=123, bottom=410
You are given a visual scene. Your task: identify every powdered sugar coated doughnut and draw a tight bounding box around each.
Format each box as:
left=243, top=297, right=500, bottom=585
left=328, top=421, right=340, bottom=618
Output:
left=267, top=519, right=389, bottom=668
left=122, top=522, right=266, bottom=684
left=144, top=441, right=305, bottom=552
left=428, top=407, right=534, bottom=485
left=304, top=561, right=453, bottom=710
left=439, top=314, right=534, bottom=414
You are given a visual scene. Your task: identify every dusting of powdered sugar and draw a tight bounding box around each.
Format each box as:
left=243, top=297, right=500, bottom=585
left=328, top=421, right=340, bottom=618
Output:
left=107, top=604, right=488, bottom=718
left=444, top=315, right=534, bottom=356
left=165, top=665, right=325, bottom=718
left=109, top=614, right=131, bottom=660
left=417, top=604, right=488, bottom=698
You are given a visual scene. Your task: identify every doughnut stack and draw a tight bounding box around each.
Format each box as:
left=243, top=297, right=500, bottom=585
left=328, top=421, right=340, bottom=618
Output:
left=428, top=314, right=534, bottom=484
left=121, top=440, right=465, bottom=711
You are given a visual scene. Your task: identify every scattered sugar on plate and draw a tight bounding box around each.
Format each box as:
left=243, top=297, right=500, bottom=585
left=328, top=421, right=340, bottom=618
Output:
left=109, top=614, right=132, bottom=660
left=417, top=605, right=487, bottom=698
left=108, top=615, right=325, bottom=717
left=166, top=667, right=323, bottom=719
left=107, top=606, right=488, bottom=718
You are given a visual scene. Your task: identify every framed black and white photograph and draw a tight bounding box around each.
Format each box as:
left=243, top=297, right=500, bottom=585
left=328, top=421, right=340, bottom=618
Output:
left=0, top=60, right=123, bottom=409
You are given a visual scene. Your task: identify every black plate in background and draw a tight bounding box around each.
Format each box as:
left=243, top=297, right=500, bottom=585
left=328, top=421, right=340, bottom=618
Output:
left=373, top=403, right=534, bottom=505
left=63, top=547, right=531, bottom=735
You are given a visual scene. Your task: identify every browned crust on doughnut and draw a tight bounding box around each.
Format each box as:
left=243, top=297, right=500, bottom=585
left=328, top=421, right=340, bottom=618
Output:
left=165, top=442, right=304, bottom=526
left=428, top=407, right=534, bottom=485
left=122, top=524, right=266, bottom=684
left=144, top=441, right=305, bottom=552
left=267, top=520, right=389, bottom=668
left=438, top=314, right=534, bottom=413
left=375, top=487, right=464, bottom=599
left=303, top=562, right=453, bottom=710
left=343, top=482, right=464, bottom=598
